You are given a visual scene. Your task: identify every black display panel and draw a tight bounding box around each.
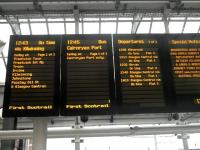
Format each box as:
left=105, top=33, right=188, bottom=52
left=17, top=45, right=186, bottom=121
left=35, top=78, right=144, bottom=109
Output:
left=61, top=35, right=115, bottom=115
left=4, top=34, right=200, bottom=117
left=3, top=35, right=60, bottom=117
left=114, top=34, right=174, bottom=114
left=168, top=34, right=200, bottom=111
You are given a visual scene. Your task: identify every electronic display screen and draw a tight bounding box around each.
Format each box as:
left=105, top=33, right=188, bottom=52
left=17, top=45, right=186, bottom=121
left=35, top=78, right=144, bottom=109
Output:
left=61, top=35, right=115, bottom=115
left=169, top=34, right=200, bottom=111
left=3, top=35, right=60, bottom=117
left=114, top=34, right=174, bottom=114
left=3, top=34, right=200, bottom=117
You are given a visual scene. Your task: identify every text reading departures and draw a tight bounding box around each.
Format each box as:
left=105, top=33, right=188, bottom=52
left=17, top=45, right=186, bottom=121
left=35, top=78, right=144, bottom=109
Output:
left=114, top=35, right=165, bottom=113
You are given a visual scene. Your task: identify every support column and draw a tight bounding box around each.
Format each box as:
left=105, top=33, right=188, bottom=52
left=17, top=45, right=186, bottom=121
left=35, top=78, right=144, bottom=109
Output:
left=72, top=117, right=83, bottom=150
left=32, top=118, right=48, bottom=150
left=75, top=136, right=80, bottom=150
left=0, top=40, right=5, bottom=51
left=74, top=5, right=80, bottom=34
left=17, top=139, right=26, bottom=150
left=72, top=135, right=84, bottom=150
left=177, top=133, right=189, bottom=150
left=181, top=17, right=187, bottom=34
left=131, top=13, right=143, bottom=34
left=0, top=118, right=17, bottom=150
left=5, top=16, right=21, bottom=35
left=1, top=7, right=21, bottom=35
left=149, top=17, right=153, bottom=34
left=1, top=13, right=21, bottom=150
left=0, top=40, right=6, bottom=68
left=0, top=40, right=14, bottom=150
left=163, top=6, right=170, bottom=34
left=154, top=135, right=158, bottom=150
left=99, top=17, right=101, bottom=34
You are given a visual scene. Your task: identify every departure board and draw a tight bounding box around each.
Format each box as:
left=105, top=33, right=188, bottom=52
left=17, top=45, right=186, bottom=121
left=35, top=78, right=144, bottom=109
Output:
left=61, top=35, right=115, bottom=116
left=4, top=34, right=200, bottom=117
left=3, top=35, right=60, bottom=117
left=114, top=35, right=168, bottom=114
left=169, top=34, right=200, bottom=111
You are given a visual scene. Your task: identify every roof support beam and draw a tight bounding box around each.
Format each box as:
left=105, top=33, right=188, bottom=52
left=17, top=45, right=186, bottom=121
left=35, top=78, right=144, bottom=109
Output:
left=28, top=18, right=32, bottom=35
left=131, top=13, right=143, bottom=34
left=0, top=125, right=200, bottom=140
left=45, top=18, right=49, bottom=35
left=0, top=6, right=21, bottom=35
left=0, top=41, right=6, bottom=69
left=181, top=16, right=187, bottom=33
left=149, top=17, right=153, bottom=33
left=6, top=16, right=21, bottom=35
